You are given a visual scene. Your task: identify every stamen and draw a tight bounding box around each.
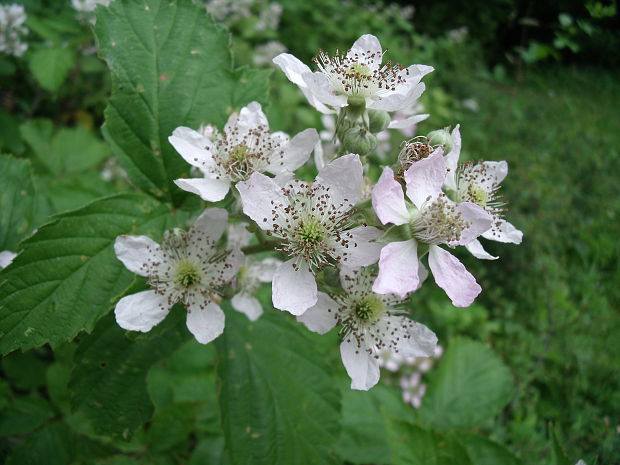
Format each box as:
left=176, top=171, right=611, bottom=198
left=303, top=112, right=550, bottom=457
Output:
left=412, top=194, right=469, bottom=245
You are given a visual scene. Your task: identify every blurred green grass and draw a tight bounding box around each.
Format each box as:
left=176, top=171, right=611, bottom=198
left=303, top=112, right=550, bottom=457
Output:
left=424, top=66, right=620, bottom=464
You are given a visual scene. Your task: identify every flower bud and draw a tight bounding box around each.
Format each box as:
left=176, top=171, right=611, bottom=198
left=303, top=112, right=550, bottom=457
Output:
left=426, top=127, right=452, bottom=152
left=342, top=127, right=377, bottom=156
left=368, top=110, right=391, bottom=133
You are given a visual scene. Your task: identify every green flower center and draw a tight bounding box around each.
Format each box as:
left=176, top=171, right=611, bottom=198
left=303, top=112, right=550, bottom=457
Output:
left=297, top=217, right=325, bottom=246
left=174, top=260, right=201, bottom=288
left=348, top=62, right=371, bottom=77
left=230, top=144, right=251, bottom=162
left=353, top=296, right=385, bottom=323
left=462, top=184, right=488, bottom=207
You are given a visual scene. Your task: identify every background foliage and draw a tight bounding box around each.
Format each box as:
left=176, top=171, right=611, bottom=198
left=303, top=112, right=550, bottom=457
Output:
left=0, top=0, right=618, bottom=464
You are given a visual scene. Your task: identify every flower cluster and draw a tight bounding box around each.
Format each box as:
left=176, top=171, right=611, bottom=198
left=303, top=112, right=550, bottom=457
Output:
left=114, top=33, right=522, bottom=391
left=0, top=4, right=28, bottom=57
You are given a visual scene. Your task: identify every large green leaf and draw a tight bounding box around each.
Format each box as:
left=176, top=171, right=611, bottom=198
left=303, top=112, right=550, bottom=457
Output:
left=70, top=312, right=189, bottom=439
left=216, top=309, right=341, bottom=465
left=0, top=155, right=51, bottom=250
left=386, top=422, right=473, bottom=465
left=95, top=0, right=270, bottom=204
left=0, top=193, right=179, bottom=355
left=419, top=338, right=514, bottom=430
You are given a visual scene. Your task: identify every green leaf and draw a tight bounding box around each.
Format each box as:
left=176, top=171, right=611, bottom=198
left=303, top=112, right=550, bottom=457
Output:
left=0, top=396, right=55, bottom=436
left=0, top=155, right=51, bottom=250
left=216, top=309, right=341, bottom=465
left=70, top=312, right=189, bottom=439
left=418, top=338, right=514, bottom=430
left=0, top=193, right=180, bottom=355
left=28, top=46, right=76, bottom=93
left=145, top=401, right=200, bottom=452
left=95, top=0, right=270, bottom=204
left=386, top=422, right=473, bottom=465
left=458, top=434, right=523, bottom=465
left=551, top=426, right=571, bottom=465
left=1, top=350, right=48, bottom=389
left=336, top=384, right=409, bottom=465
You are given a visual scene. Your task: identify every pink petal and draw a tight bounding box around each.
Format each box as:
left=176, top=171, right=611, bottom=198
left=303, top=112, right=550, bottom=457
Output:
left=428, top=245, right=481, bottom=307
left=404, top=148, right=446, bottom=209
left=372, top=166, right=410, bottom=225
left=373, top=239, right=419, bottom=298
left=452, top=201, right=493, bottom=246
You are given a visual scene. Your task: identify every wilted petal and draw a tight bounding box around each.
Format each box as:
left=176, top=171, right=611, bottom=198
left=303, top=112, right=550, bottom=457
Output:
left=231, top=293, right=263, bottom=321
left=114, top=235, right=161, bottom=277
left=465, top=239, right=498, bottom=260
left=186, top=300, right=225, bottom=344
left=340, top=338, right=380, bottom=390
left=315, top=153, right=363, bottom=209
left=174, top=176, right=230, bottom=202
left=114, top=290, right=170, bottom=332
left=482, top=219, right=523, bottom=244
left=372, top=166, right=410, bottom=225
left=236, top=172, right=289, bottom=230
left=373, top=239, right=419, bottom=297
left=428, top=245, right=481, bottom=307
left=272, top=258, right=317, bottom=315
left=297, top=291, right=338, bottom=334
left=404, top=148, right=446, bottom=209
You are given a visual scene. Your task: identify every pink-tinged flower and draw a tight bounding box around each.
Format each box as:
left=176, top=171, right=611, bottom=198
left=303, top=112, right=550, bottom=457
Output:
left=169, top=102, right=318, bottom=202
left=297, top=267, right=437, bottom=390
left=236, top=154, right=382, bottom=315
left=273, top=34, right=433, bottom=114
left=444, top=125, right=523, bottom=259
left=371, top=150, right=493, bottom=306
left=113, top=208, right=244, bottom=344
left=400, top=372, right=427, bottom=408
left=227, top=223, right=281, bottom=321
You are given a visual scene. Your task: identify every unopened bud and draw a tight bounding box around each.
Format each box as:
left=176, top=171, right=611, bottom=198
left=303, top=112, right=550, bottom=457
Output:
left=368, top=110, right=391, bottom=133
left=342, top=127, right=377, bottom=156
left=426, top=127, right=452, bottom=152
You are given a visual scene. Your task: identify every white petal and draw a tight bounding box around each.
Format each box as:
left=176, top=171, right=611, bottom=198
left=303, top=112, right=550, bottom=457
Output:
left=404, top=148, right=446, bottom=209
left=272, top=53, right=312, bottom=88
left=482, top=160, right=508, bottom=187
left=465, top=239, right=498, bottom=260
left=388, top=113, right=429, bottom=129
left=372, top=166, right=410, bottom=225
left=0, top=251, right=17, bottom=268
left=186, top=300, right=225, bottom=344
left=340, top=338, right=380, bottom=391
left=236, top=172, right=289, bottom=231
left=273, top=128, right=318, bottom=173
left=315, top=153, right=363, bottom=209
left=337, top=225, right=382, bottom=268
left=252, top=257, right=282, bottom=282
left=368, top=81, right=426, bottom=112
left=272, top=259, right=317, bottom=315
left=452, top=201, right=493, bottom=246
left=237, top=101, right=269, bottom=131
left=114, top=290, right=170, bottom=332
left=231, top=293, right=263, bottom=321
left=227, top=222, right=252, bottom=248
left=168, top=128, right=214, bottom=168
left=428, top=245, right=481, bottom=307
left=302, top=72, right=348, bottom=108
left=174, top=177, right=230, bottom=202
left=296, top=291, right=338, bottom=334
left=189, top=207, right=228, bottom=242
left=373, top=240, right=419, bottom=297
left=114, top=235, right=161, bottom=277
left=443, top=124, right=461, bottom=192
left=387, top=316, right=438, bottom=358
left=348, top=34, right=382, bottom=70
left=482, top=219, right=523, bottom=244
